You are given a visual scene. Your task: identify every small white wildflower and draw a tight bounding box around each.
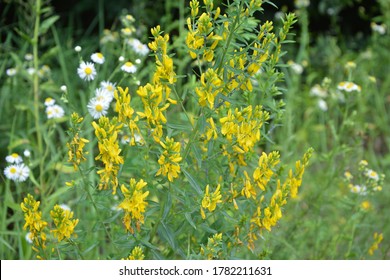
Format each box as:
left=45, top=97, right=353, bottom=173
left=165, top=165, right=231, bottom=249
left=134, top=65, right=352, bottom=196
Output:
left=121, top=61, right=137, bottom=73
left=6, top=68, right=17, bottom=77
left=91, top=52, right=105, bottom=64
left=349, top=184, right=367, bottom=195
left=121, top=27, right=135, bottom=36
left=371, top=22, right=386, bottom=35
left=6, top=153, right=23, bottom=164
left=87, top=97, right=109, bottom=119
left=4, top=164, right=30, bottom=182
left=365, top=169, right=379, bottom=181
left=128, top=38, right=149, bottom=56
left=46, top=104, right=65, bottom=119
left=288, top=60, right=303, bottom=74
left=60, top=85, right=67, bottom=92
left=100, top=81, right=116, bottom=95
left=44, top=97, right=56, bottom=106
left=74, top=46, right=82, bottom=52
left=95, top=87, right=114, bottom=103
left=77, top=61, right=97, bottom=81
left=118, top=56, right=125, bottom=62
left=25, top=232, right=33, bottom=244
left=27, top=67, right=36, bottom=75
left=310, top=84, right=328, bottom=98
left=24, top=53, right=33, bottom=61
left=317, top=99, right=328, bottom=111
left=59, top=204, right=71, bottom=211
left=337, top=81, right=361, bottom=92
left=23, top=150, right=31, bottom=157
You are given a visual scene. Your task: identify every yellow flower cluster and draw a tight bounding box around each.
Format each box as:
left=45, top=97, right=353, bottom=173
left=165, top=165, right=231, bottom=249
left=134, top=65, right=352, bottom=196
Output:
left=114, top=87, right=141, bottom=146
left=368, top=232, right=383, bottom=256
left=50, top=205, right=79, bottom=242
left=137, top=25, right=177, bottom=142
left=219, top=105, right=270, bottom=170
left=123, top=246, right=145, bottom=260
left=200, top=232, right=223, bottom=260
left=118, top=178, right=149, bottom=234
left=156, top=137, right=182, bottom=182
left=188, top=2, right=294, bottom=109
left=20, top=194, right=48, bottom=259
left=186, top=0, right=221, bottom=62
left=66, top=113, right=89, bottom=170
left=92, top=117, right=124, bottom=194
left=247, top=148, right=313, bottom=249
left=201, top=184, right=222, bottom=219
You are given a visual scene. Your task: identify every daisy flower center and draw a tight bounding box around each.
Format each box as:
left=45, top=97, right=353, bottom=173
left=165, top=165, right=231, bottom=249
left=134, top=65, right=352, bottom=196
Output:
left=11, top=153, right=19, bottom=158
left=125, top=62, right=133, bottom=67
left=97, top=53, right=103, bottom=59
left=95, top=104, right=103, bottom=112
left=10, top=167, right=17, bottom=174
left=85, top=67, right=93, bottom=75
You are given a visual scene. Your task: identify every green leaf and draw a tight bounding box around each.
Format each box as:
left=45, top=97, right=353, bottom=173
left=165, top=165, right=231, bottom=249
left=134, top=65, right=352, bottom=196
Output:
left=182, top=168, right=203, bottom=194
left=158, top=222, right=176, bottom=250
left=184, top=212, right=197, bottom=229
left=39, top=15, right=60, bottom=36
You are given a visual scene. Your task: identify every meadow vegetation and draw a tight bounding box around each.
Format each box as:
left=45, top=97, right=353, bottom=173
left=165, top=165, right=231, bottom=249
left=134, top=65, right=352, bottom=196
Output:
left=1, top=0, right=389, bottom=259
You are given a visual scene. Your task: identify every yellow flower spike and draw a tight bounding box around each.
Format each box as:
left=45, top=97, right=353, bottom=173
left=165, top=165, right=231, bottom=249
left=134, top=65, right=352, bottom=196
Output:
left=368, top=232, right=384, bottom=256
left=118, top=178, right=149, bottom=234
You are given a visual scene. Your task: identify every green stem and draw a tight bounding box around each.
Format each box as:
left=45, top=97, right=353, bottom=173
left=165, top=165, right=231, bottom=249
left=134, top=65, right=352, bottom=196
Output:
left=216, top=0, right=244, bottom=75
left=32, top=0, right=44, bottom=190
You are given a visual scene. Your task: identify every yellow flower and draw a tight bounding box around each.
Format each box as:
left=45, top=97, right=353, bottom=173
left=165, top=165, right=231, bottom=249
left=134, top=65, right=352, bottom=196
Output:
left=368, top=232, right=383, bottom=256
left=119, top=178, right=149, bottom=234
left=123, top=246, right=145, bottom=260
left=50, top=205, right=79, bottom=242
left=201, top=184, right=222, bottom=219
left=156, top=137, right=182, bottom=182
left=21, top=194, right=48, bottom=258
left=67, top=133, right=89, bottom=170
left=92, top=117, right=124, bottom=194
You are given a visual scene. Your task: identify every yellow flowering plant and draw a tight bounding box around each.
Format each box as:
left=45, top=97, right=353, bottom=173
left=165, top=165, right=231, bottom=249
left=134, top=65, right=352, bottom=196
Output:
left=16, top=0, right=313, bottom=260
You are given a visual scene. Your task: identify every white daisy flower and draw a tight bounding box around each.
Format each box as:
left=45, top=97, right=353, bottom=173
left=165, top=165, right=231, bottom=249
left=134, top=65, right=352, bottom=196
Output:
left=4, top=164, right=30, bottom=182
left=365, top=169, right=379, bottom=181
left=46, top=104, right=65, bottom=119
left=100, top=81, right=116, bottom=95
left=6, top=153, right=23, bottom=164
left=77, top=61, right=97, bottom=81
left=121, top=62, right=137, bottom=73
left=349, top=184, right=367, bottom=195
left=87, top=97, right=109, bottom=119
left=95, top=87, right=114, bottom=103
left=91, top=52, right=105, bottom=64
left=337, top=81, right=361, bottom=92
left=129, top=38, right=149, bottom=56
left=44, top=97, right=56, bottom=106
left=6, top=68, right=17, bottom=77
